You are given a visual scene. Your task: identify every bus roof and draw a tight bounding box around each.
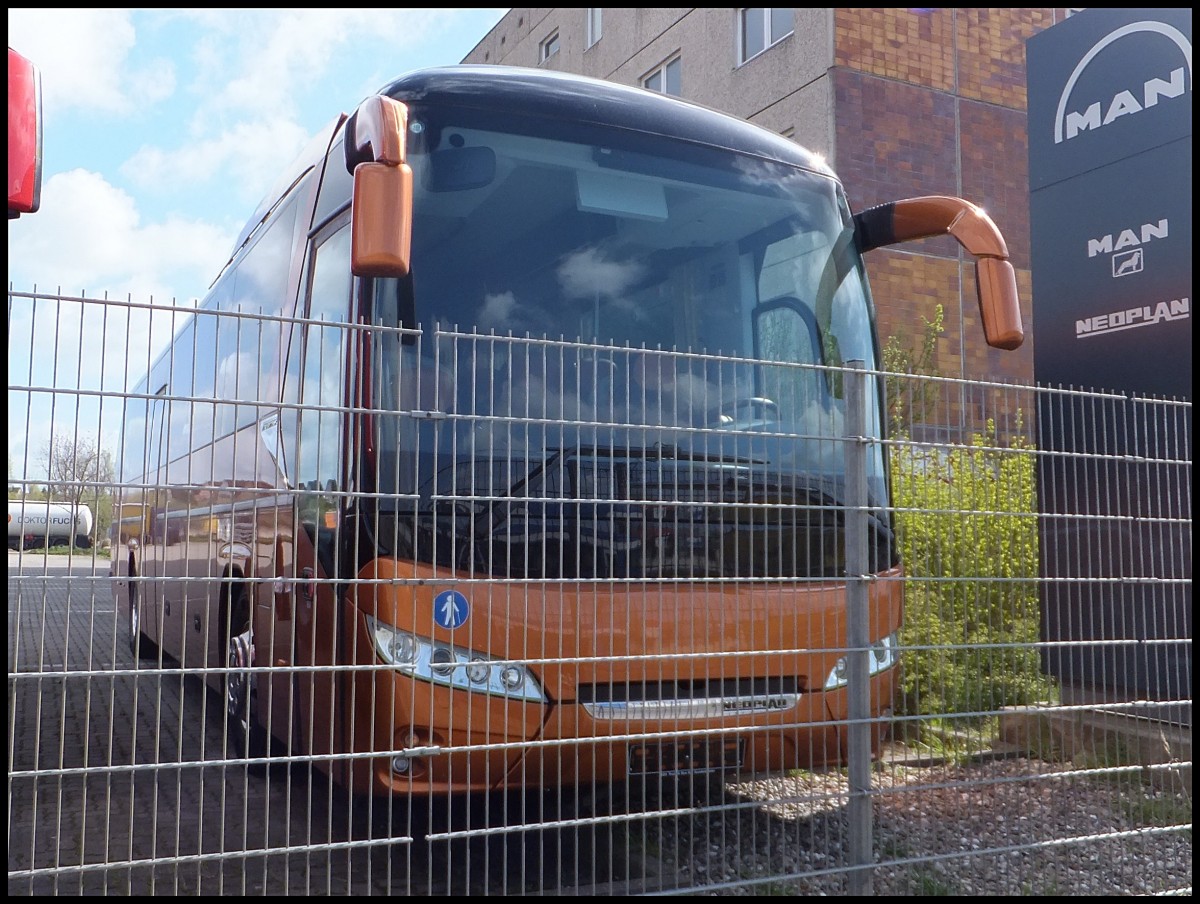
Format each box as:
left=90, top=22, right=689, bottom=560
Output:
left=380, top=65, right=835, bottom=180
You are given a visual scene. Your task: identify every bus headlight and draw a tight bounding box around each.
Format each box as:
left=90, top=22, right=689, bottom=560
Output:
left=429, top=645, right=455, bottom=678
left=388, top=631, right=420, bottom=667
left=466, top=657, right=491, bottom=685
left=366, top=615, right=546, bottom=704
left=823, top=631, right=899, bottom=691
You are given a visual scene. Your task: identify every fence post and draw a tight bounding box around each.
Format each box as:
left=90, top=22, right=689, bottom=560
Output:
left=843, top=359, right=873, bottom=894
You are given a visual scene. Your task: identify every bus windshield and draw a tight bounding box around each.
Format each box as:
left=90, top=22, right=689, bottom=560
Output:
left=369, top=104, right=890, bottom=576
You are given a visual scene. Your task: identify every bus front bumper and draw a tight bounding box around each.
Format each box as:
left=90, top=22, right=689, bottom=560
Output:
left=356, top=666, right=898, bottom=796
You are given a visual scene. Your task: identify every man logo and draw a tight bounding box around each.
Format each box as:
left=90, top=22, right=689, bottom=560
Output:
left=1113, top=248, right=1143, bottom=278
left=1054, top=21, right=1192, bottom=144
left=1086, top=219, right=1168, bottom=258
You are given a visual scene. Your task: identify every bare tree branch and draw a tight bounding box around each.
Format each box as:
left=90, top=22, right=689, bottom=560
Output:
left=40, top=435, right=114, bottom=511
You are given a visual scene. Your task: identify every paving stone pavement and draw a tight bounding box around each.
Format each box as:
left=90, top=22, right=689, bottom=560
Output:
left=7, top=553, right=651, bottom=895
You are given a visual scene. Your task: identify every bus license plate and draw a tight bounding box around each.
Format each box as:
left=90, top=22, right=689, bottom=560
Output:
left=628, top=738, right=743, bottom=776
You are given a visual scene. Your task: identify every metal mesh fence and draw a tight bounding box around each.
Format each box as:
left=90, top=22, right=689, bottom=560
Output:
left=8, top=290, right=1191, bottom=895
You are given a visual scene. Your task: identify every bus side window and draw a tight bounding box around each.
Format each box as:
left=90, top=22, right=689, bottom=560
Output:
left=293, top=222, right=353, bottom=574
left=148, top=386, right=168, bottom=499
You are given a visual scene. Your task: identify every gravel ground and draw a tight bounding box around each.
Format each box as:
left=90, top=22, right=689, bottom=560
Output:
left=628, top=752, right=1192, bottom=896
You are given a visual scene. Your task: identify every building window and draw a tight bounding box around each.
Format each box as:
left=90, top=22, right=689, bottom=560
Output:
left=540, top=31, right=560, bottom=62
left=642, top=55, right=682, bottom=97
left=586, top=9, right=602, bottom=49
left=738, top=8, right=794, bottom=64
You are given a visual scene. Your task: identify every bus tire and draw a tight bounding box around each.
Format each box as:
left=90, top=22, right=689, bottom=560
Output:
left=225, top=589, right=270, bottom=768
left=128, top=574, right=157, bottom=661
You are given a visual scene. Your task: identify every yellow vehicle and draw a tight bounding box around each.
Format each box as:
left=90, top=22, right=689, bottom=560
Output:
left=111, top=66, right=1021, bottom=796
left=110, top=497, right=186, bottom=546
left=112, top=502, right=150, bottom=544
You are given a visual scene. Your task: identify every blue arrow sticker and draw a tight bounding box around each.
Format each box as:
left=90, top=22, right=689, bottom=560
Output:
left=432, top=590, right=470, bottom=629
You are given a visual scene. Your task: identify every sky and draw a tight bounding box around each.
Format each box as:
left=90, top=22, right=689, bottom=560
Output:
left=7, top=8, right=508, bottom=483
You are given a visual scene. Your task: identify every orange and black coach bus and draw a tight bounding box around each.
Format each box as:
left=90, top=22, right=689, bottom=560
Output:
left=111, top=66, right=1022, bottom=796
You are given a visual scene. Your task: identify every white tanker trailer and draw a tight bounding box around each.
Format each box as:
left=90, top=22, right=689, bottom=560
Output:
left=7, top=501, right=94, bottom=549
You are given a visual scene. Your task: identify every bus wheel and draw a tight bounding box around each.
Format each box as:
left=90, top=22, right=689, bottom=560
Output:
left=226, top=608, right=269, bottom=766
left=128, top=577, right=156, bottom=661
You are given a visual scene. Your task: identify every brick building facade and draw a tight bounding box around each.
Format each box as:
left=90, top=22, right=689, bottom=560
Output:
left=464, top=9, right=1077, bottom=398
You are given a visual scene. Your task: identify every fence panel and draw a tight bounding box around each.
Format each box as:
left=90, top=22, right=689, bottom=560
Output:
left=8, top=290, right=1191, bottom=895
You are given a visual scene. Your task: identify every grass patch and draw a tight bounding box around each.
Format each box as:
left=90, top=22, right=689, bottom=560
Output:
left=753, top=879, right=799, bottom=895
left=910, top=866, right=956, bottom=895
left=1120, top=792, right=1193, bottom=829
left=891, top=716, right=1002, bottom=766
left=1072, top=734, right=1139, bottom=770
left=1020, top=874, right=1062, bottom=895
left=13, top=544, right=110, bottom=558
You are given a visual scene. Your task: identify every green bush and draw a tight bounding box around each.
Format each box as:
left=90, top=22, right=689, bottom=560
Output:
left=882, top=307, right=1052, bottom=720
left=890, top=420, right=1052, bottom=719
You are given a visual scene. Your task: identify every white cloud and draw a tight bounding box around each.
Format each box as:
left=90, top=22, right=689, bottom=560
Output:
left=7, top=169, right=232, bottom=301
left=208, top=11, right=370, bottom=118
left=557, top=247, right=647, bottom=303
left=7, top=9, right=175, bottom=117
left=150, top=9, right=497, bottom=204
left=180, top=9, right=474, bottom=118
left=122, top=116, right=315, bottom=209
left=476, top=291, right=519, bottom=330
